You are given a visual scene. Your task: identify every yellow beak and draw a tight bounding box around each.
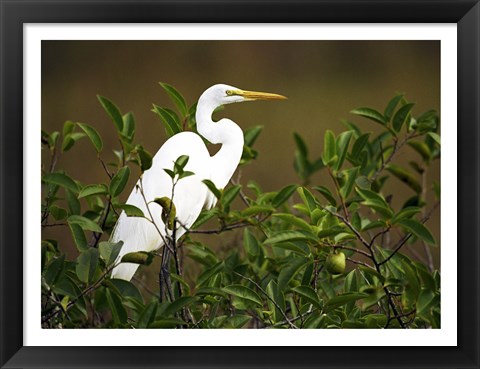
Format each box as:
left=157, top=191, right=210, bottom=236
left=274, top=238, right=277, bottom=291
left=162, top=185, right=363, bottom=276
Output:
left=232, top=89, right=287, bottom=101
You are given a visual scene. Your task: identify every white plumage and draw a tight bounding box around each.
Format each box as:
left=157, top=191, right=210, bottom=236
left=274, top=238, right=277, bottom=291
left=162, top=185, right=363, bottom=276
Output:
left=110, top=84, right=286, bottom=280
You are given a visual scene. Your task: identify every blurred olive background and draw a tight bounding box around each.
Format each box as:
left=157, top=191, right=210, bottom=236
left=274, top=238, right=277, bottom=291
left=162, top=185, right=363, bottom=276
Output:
left=42, top=40, right=440, bottom=279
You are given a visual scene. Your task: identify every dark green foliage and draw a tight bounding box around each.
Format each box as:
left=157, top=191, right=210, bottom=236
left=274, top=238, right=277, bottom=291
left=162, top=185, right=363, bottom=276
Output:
left=42, top=85, right=440, bottom=329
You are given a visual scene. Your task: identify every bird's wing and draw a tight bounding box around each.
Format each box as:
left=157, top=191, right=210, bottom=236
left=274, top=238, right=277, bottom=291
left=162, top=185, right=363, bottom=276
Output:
left=110, top=132, right=211, bottom=281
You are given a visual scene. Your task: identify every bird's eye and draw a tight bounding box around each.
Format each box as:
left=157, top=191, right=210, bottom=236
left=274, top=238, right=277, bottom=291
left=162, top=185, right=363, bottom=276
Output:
left=226, top=90, right=234, bottom=96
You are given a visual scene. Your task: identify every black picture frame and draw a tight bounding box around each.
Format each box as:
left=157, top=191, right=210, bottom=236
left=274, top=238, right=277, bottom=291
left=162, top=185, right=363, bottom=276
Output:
left=1, top=1, right=479, bottom=368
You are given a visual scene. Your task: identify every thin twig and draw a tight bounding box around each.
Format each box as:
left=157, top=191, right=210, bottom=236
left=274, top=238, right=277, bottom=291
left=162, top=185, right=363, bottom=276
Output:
left=269, top=306, right=316, bottom=328
left=233, top=271, right=298, bottom=329
left=325, top=208, right=371, bottom=250
left=378, top=201, right=440, bottom=266
left=88, top=200, right=112, bottom=248
left=188, top=222, right=251, bottom=234
left=138, top=177, right=169, bottom=249
left=41, top=223, right=68, bottom=228
left=325, top=244, right=371, bottom=258
left=42, top=263, right=117, bottom=324
left=346, top=257, right=374, bottom=269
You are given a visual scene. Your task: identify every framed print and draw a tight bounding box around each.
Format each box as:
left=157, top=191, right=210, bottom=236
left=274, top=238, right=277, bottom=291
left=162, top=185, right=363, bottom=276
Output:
left=1, top=0, right=479, bottom=368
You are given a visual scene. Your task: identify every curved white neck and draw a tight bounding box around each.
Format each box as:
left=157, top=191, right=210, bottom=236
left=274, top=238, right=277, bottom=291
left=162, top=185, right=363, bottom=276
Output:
left=196, top=99, right=244, bottom=189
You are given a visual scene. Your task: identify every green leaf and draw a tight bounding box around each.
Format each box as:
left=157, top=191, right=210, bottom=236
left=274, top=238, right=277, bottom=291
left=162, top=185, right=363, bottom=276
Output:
left=99, top=241, right=124, bottom=267
left=164, top=296, right=198, bottom=316
left=391, top=207, right=421, bottom=224
left=297, top=187, right=317, bottom=213
left=196, top=261, right=224, bottom=287
left=135, top=145, right=153, bottom=172
left=62, top=120, right=75, bottom=138
left=66, top=189, right=81, bottom=215
left=244, top=125, right=264, bottom=147
left=223, top=285, right=263, bottom=306
left=351, top=133, right=370, bottom=159
left=344, top=269, right=358, bottom=293
left=335, top=131, right=353, bottom=170
left=384, top=94, right=404, bottom=121
left=149, top=318, right=186, bottom=328
left=264, top=230, right=317, bottom=244
left=49, top=205, right=68, bottom=220
left=355, top=188, right=393, bottom=219
left=105, top=288, right=128, bottom=324
left=78, top=184, right=108, bottom=199
left=75, top=248, right=99, bottom=284
left=291, top=286, right=321, bottom=308
left=195, top=287, right=228, bottom=299
left=350, top=107, right=386, bottom=125
left=340, top=166, right=359, bottom=199
left=240, top=205, right=274, bottom=217
left=386, top=164, right=421, bottom=193
left=317, top=226, right=345, bottom=239
left=266, top=280, right=286, bottom=322
left=325, top=292, right=368, bottom=312
left=121, top=251, right=154, bottom=265
left=272, top=213, right=312, bottom=232
left=68, top=223, right=88, bottom=252
left=271, top=241, right=309, bottom=256
left=159, top=82, right=188, bottom=116
left=202, top=179, right=222, bottom=199
left=109, top=166, right=130, bottom=197
left=408, top=141, right=432, bottom=162
left=191, top=208, right=218, bottom=229
left=243, top=229, right=260, bottom=257
left=77, top=122, right=103, bottom=152
left=121, top=112, right=136, bottom=142
left=272, top=184, right=298, bottom=208
left=397, top=219, right=436, bottom=245
left=152, top=104, right=182, bottom=137
left=67, top=215, right=102, bottom=233
left=427, top=132, right=441, bottom=145
left=392, top=103, right=415, bottom=132
left=322, top=130, right=337, bottom=166
left=293, top=132, right=308, bottom=159
left=312, top=185, right=337, bottom=206
left=355, top=176, right=371, bottom=190
left=117, top=204, right=145, bottom=217
left=137, top=301, right=158, bottom=328
left=97, top=95, right=124, bottom=132
left=52, top=275, right=81, bottom=299
left=42, top=172, right=79, bottom=194
left=221, top=184, right=241, bottom=209
left=277, top=257, right=309, bottom=290
left=62, top=132, right=86, bottom=152
left=416, top=288, right=436, bottom=316
left=174, top=155, right=189, bottom=172
left=223, top=315, right=252, bottom=328
left=109, top=279, right=143, bottom=302
left=44, top=255, right=65, bottom=286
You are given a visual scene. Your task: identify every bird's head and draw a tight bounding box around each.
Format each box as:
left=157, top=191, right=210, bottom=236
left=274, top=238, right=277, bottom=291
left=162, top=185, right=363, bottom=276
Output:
left=203, top=84, right=287, bottom=106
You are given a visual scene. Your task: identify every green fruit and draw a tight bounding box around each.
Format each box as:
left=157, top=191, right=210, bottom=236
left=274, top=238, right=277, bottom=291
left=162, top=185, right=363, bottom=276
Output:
left=325, top=252, right=346, bottom=275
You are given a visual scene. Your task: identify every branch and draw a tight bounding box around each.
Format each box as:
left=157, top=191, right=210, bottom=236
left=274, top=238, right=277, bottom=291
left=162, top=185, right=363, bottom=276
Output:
left=324, top=208, right=371, bottom=250
left=233, top=271, right=298, bottom=329
left=371, top=132, right=424, bottom=182
left=326, top=244, right=371, bottom=258
left=378, top=201, right=440, bottom=266
left=188, top=221, right=251, bottom=234
left=42, top=263, right=117, bottom=324
left=346, top=257, right=374, bottom=269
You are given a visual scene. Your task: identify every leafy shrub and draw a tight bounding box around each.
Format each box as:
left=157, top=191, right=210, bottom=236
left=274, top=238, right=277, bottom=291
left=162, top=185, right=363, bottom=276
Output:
left=41, top=83, right=440, bottom=329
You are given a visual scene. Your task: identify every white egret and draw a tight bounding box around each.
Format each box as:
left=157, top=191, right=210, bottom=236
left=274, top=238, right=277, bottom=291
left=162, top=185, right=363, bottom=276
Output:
left=110, top=84, right=286, bottom=281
